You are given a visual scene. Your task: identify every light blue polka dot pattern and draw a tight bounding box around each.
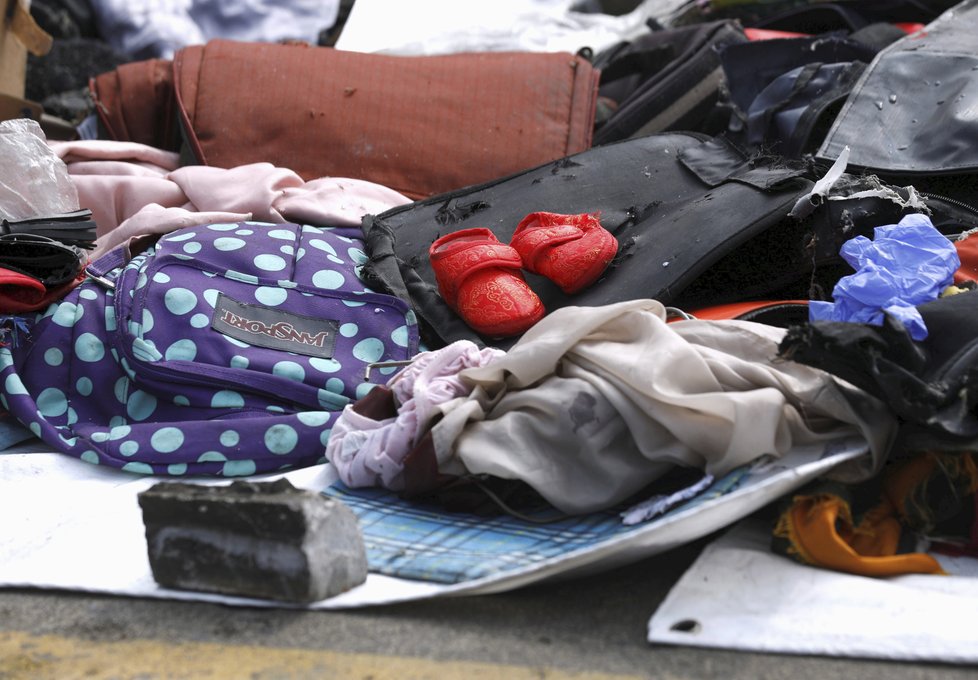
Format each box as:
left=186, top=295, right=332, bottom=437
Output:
left=198, top=451, right=227, bottom=462
left=37, top=388, right=68, bottom=418
left=52, top=302, right=83, bottom=327
left=174, top=395, right=190, bottom=406
left=280, top=245, right=295, bottom=256
left=141, top=308, right=154, bottom=332
left=353, top=337, right=385, bottom=363
left=309, top=358, right=342, bottom=373
left=214, top=237, right=246, bottom=251
left=167, top=231, right=197, bottom=242
left=317, top=389, right=348, bottom=410
left=269, top=229, right=296, bottom=241
left=109, top=416, right=128, bottom=429
left=113, top=377, right=128, bottom=404
left=152, top=272, right=171, bottom=283
left=230, top=355, right=249, bottom=369
left=79, top=288, right=99, bottom=300
left=126, top=390, right=157, bottom=421
left=207, top=223, right=239, bottom=231
left=190, top=313, right=210, bottom=328
left=220, top=430, right=240, bottom=447
left=76, top=377, right=93, bottom=396
left=211, top=390, right=245, bottom=408
left=223, top=460, right=257, bottom=476
left=312, top=270, right=345, bottom=289
left=254, top=254, right=287, bottom=272
left=297, top=412, right=331, bottom=427
left=348, top=247, right=368, bottom=264
left=391, top=325, right=409, bottom=347
left=327, top=255, right=345, bottom=266
left=151, top=427, right=185, bottom=453
left=167, top=463, right=188, bottom=475
left=225, top=270, right=259, bottom=285
left=165, top=339, right=198, bottom=361
left=81, top=450, right=100, bottom=464
left=255, top=287, right=288, bottom=306
left=236, top=229, right=254, bottom=236
left=320, top=429, right=332, bottom=447
left=223, top=335, right=249, bottom=348
left=108, top=426, right=131, bottom=440
left=91, top=431, right=110, bottom=443
left=75, top=333, right=106, bottom=362
left=4, top=374, right=27, bottom=395
left=29, top=422, right=42, bottom=437
left=326, top=378, right=345, bottom=393
left=308, top=239, right=337, bottom=255
left=44, top=348, right=63, bottom=366
left=266, top=405, right=285, bottom=414
left=164, top=288, right=198, bottom=315
left=340, top=323, right=359, bottom=338
left=264, top=424, right=298, bottom=454
left=277, top=280, right=298, bottom=289
left=203, top=289, right=220, bottom=307
left=66, top=407, right=78, bottom=426
left=273, top=361, right=306, bottom=382
left=105, top=305, right=117, bottom=331
left=122, top=462, right=154, bottom=474
left=183, top=242, right=203, bottom=254
left=356, top=383, right=379, bottom=399
left=342, top=300, right=366, bottom=307
left=119, top=441, right=138, bottom=456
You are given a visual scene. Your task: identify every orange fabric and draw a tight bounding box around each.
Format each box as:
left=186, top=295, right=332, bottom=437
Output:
left=953, top=232, right=978, bottom=285
left=781, top=495, right=945, bottom=577
left=685, top=300, right=808, bottom=321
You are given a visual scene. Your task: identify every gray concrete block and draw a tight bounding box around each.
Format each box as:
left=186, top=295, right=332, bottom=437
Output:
left=138, top=479, right=368, bottom=603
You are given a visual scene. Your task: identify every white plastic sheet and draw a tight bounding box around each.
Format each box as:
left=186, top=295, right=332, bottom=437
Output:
left=0, top=437, right=867, bottom=609
left=649, top=517, right=978, bottom=663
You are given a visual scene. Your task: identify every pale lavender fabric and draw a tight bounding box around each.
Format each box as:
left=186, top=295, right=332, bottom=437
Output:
left=327, top=341, right=505, bottom=490
left=47, top=140, right=412, bottom=259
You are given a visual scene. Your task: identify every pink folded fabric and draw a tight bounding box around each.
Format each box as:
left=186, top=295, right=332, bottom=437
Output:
left=48, top=139, right=413, bottom=258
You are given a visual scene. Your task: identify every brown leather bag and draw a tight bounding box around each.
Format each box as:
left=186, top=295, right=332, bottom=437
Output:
left=91, top=40, right=600, bottom=200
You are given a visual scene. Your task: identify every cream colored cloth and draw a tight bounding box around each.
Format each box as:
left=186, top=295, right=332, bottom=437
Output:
left=429, top=300, right=895, bottom=514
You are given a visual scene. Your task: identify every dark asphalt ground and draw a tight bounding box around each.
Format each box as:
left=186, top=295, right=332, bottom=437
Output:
left=2, top=534, right=977, bottom=679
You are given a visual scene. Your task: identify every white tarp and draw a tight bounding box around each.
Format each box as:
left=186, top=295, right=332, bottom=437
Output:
left=648, top=517, right=978, bottom=663
left=0, top=437, right=866, bottom=609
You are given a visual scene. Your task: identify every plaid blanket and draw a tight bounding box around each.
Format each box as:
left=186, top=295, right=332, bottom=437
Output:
left=325, top=467, right=749, bottom=584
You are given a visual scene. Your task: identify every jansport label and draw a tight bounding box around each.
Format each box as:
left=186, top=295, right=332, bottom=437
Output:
left=211, top=294, right=338, bottom=359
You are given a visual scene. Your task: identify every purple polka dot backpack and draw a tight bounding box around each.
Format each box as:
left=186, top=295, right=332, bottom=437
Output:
left=0, top=222, right=419, bottom=476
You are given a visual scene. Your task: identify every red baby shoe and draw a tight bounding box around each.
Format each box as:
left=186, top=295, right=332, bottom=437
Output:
left=429, top=228, right=545, bottom=338
left=510, top=211, right=618, bottom=294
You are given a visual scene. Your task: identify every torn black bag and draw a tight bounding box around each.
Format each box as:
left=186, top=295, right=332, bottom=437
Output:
left=778, top=290, right=978, bottom=449
left=360, top=132, right=977, bottom=350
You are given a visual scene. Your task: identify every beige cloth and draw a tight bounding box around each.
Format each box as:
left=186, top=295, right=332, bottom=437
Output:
left=429, top=300, right=895, bottom=514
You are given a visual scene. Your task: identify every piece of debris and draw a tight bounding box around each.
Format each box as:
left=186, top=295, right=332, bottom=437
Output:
left=138, top=479, right=368, bottom=603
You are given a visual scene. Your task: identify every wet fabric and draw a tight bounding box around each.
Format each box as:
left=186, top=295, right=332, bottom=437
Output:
left=408, top=299, right=894, bottom=515
left=0, top=222, right=420, bottom=476
left=818, top=0, right=978, bottom=176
